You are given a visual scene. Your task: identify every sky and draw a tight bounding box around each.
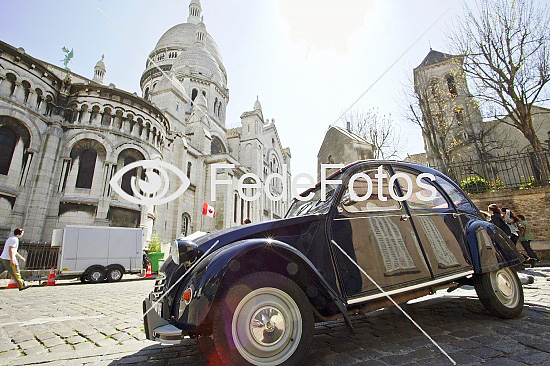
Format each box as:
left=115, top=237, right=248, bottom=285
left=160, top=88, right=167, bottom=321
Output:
left=1, top=0, right=473, bottom=178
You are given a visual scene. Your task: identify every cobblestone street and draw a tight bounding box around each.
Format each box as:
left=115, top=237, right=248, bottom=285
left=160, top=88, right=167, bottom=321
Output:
left=1, top=267, right=550, bottom=366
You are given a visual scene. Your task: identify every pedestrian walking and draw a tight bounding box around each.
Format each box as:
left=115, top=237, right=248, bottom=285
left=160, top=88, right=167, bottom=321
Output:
left=488, top=204, right=511, bottom=237
left=502, top=207, right=520, bottom=245
left=0, top=228, right=29, bottom=290
left=517, top=214, right=539, bottom=267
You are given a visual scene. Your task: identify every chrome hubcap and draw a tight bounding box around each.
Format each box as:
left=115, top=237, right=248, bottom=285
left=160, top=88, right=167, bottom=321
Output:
left=232, top=287, right=302, bottom=365
left=111, top=270, right=121, bottom=280
left=250, top=306, right=286, bottom=346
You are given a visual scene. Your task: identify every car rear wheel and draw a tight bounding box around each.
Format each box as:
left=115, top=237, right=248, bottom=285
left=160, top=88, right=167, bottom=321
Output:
left=473, top=266, right=523, bottom=318
left=212, top=272, right=313, bottom=366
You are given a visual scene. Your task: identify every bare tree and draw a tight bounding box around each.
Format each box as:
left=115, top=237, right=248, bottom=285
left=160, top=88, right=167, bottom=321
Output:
left=447, top=0, right=550, bottom=153
left=342, top=108, right=402, bottom=160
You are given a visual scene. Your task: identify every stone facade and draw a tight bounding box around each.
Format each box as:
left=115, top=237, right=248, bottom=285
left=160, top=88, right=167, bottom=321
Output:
left=317, top=126, right=374, bottom=180
left=0, top=0, right=291, bottom=244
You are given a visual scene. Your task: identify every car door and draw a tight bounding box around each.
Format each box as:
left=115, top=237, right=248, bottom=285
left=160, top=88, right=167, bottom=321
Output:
left=391, top=167, right=473, bottom=278
left=330, top=164, right=432, bottom=300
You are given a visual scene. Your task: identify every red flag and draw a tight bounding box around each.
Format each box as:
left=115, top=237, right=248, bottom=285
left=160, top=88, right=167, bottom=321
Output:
left=202, top=202, right=216, bottom=218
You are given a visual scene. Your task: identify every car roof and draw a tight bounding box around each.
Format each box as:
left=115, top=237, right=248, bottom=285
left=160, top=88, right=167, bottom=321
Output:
left=299, top=160, right=446, bottom=197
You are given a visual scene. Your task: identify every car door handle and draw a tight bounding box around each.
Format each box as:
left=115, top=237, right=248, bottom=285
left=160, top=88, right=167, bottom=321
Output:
left=400, top=215, right=410, bottom=221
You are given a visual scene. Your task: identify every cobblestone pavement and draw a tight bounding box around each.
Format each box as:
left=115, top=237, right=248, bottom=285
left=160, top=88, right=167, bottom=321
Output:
left=1, top=267, right=550, bottom=366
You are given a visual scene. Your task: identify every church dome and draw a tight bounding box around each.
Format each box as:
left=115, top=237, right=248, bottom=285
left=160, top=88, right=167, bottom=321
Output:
left=153, top=23, right=225, bottom=75
left=171, top=45, right=225, bottom=86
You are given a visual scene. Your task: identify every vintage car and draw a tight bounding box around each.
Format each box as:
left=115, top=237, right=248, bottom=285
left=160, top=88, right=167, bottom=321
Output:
left=143, top=160, right=524, bottom=366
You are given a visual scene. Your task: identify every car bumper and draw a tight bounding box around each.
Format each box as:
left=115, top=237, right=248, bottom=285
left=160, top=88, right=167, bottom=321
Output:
left=143, top=295, right=187, bottom=344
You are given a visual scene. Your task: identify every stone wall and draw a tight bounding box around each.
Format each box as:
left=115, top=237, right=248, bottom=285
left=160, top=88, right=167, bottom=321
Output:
left=468, top=186, right=550, bottom=239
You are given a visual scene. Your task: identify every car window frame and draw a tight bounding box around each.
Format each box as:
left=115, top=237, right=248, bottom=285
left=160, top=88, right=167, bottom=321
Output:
left=389, top=166, right=453, bottom=212
left=336, top=163, right=403, bottom=215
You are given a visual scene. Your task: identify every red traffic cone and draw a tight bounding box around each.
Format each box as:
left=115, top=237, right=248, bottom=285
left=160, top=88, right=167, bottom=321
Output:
left=6, top=277, right=18, bottom=289
left=45, top=267, right=56, bottom=286
left=145, top=263, right=152, bottom=278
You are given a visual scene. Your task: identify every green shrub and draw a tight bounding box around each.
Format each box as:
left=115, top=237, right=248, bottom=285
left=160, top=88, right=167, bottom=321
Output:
left=519, top=176, right=535, bottom=190
left=460, top=176, right=491, bottom=194
left=148, top=232, right=162, bottom=252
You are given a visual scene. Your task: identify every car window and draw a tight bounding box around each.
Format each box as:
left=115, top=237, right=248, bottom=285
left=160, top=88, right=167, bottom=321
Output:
left=393, top=170, right=449, bottom=210
left=286, top=175, right=341, bottom=217
left=341, top=168, right=400, bottom=213
left=435, top=176, right=478, bottom=214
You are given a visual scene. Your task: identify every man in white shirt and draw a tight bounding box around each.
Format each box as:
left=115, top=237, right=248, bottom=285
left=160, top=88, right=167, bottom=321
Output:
left=0, top=228, right=28, bottom=290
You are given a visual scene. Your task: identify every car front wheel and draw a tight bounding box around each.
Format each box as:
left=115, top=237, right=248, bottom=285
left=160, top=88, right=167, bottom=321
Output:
left=212, top=272, right=313, bottom=366
left=473, top=266, right=524, bottom=319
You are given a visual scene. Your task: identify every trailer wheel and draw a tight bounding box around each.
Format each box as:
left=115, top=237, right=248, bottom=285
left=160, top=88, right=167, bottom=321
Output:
left=87, top=266, right=105, bottom=284
left=106, top=266, right=124, bottom=282
left=80, top=275, right=88, bottom=284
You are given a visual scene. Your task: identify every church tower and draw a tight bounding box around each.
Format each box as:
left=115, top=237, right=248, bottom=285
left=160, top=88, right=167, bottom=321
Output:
left=413, top=49, right=483, bottom=165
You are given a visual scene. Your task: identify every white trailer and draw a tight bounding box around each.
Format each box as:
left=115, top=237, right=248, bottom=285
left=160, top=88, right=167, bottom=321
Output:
left=52, top=226, right=144, bottom=283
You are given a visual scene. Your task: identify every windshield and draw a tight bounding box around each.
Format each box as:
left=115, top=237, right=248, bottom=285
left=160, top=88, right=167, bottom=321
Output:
left=285, top=175, right=341, bottom=218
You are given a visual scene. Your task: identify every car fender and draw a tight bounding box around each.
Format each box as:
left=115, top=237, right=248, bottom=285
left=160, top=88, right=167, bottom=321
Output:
left=465, top=220, right=523, bottom=274
left=174, top=238, right=348, bottom=332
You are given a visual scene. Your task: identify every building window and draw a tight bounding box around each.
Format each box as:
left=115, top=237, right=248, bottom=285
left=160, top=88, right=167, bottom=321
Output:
left=144, top=87, right=149, bottom=100
left=0, top=127, right=17, bottom=175
left=447, top=75, right=457, bottom=97
left=187, top=162, right=192, bottom=179
left=234, top=193, right=238, bottom=223
left=454, top=106, right=464, bottom=126
left=76, top=149, right=97, bottom=189
left=191, top=89, right=198, bottom=105
left=181, top=213, right=191, bottom=237
left=211, top=137, right=226, bottom=154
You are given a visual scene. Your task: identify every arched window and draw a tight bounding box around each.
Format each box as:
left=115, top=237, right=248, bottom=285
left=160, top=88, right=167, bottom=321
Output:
left=121, top=157, right=137, bottom=195
left=22, top=81, right=31, bottom=103
left=76, top=149, right=97, bottom=189
left=191, top=88, right=198, bottom=105
left=181, top=213, right=191, bottom=237
left=0, top=127, right=17, bottom=175
left=6, top=73, right=16, bottom=96
left=211, top=137, right=226, bottom=154
left=144, top=87, right=149, bottom=100
left=446, top=75, right=457, bottom=97
left=187, top=161, right=192, bottom=179
left=35, top=88, right=43, bottom=109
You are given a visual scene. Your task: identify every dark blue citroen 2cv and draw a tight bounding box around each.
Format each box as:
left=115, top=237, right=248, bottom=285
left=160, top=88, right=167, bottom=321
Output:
left=143, top=161, right=524, bottom=366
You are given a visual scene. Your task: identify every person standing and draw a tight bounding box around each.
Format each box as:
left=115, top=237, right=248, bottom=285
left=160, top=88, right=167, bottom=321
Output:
left=0, top=228, right=29, bottom=290
left=502, top=208, right=520, bottom=245
left=488, top=204, right=511, bottom=237
left=518, top=214, right=539, bottom=267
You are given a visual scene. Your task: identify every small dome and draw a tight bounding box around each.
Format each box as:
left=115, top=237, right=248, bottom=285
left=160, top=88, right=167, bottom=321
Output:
left=95, top=55, right=106, bottom=71
left=254, top=96, right=262, bottom=111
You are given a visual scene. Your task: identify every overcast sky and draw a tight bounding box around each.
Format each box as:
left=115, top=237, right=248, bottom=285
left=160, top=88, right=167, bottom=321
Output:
left=2, top=0, right=474, bottom=178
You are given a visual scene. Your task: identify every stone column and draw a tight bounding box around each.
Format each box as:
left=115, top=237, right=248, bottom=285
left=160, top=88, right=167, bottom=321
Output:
left=21, top=124, right=64, bottom=241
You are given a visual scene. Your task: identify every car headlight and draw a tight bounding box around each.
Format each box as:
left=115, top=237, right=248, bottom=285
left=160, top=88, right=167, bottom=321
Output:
left=171, top=239, right=203, bottom=268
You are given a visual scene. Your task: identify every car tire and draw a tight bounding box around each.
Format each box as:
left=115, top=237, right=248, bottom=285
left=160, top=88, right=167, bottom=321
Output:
left=212, top=272, right=313, bottom=366
left=473, top=266, right=524, bottom=319
left=87, top=267, right=105, bottom=284
left=106, top=266, right=124, bottom=282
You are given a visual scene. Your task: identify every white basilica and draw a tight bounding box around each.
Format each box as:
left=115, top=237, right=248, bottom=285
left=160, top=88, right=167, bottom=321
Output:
left=0, top=0, right=291, bottom=243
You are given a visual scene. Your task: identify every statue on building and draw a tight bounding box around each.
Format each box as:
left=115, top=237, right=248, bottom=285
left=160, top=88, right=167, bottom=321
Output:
left=61, top=47, right=74, bottom=71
